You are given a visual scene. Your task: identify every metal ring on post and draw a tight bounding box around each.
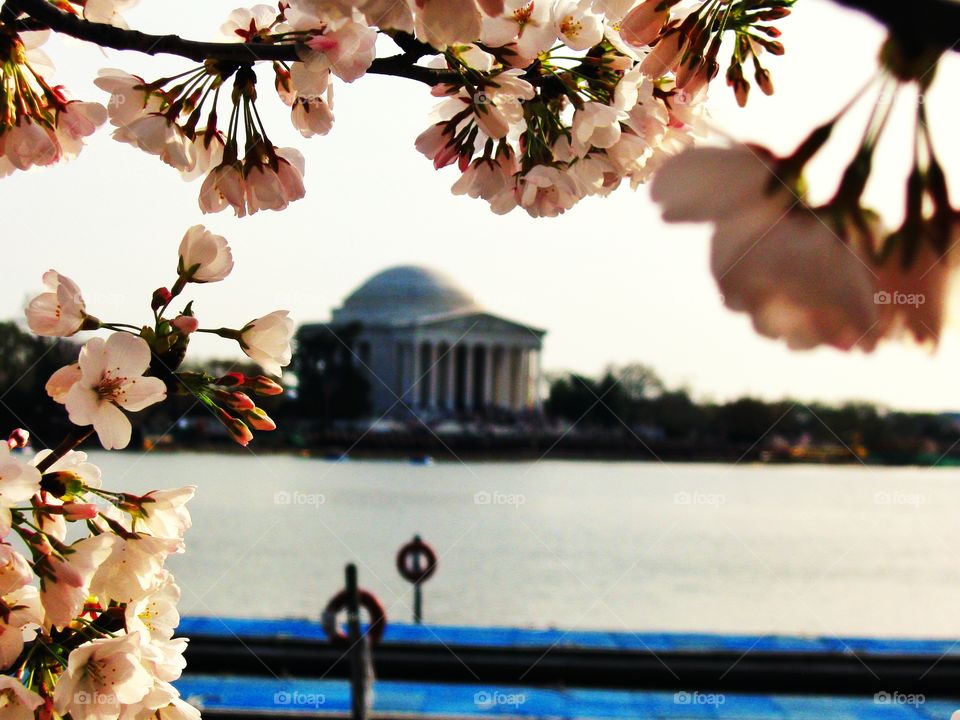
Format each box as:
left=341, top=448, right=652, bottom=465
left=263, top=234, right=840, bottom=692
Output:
left=396, top=538, right=438, bottom=584
left=322, top=589, right=387, bottom=648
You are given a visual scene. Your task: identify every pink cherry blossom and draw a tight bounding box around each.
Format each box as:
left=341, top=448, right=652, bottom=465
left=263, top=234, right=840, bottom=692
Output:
left=573, top=102, right=628, bottom=149
left=113, top=114, right=195, bottom=172
left=53, top=631, right=154, bottom=719
left=56, top=101, right=108, bottom=159
left=555, top=0, right=603, bottom=50
left=303, top=19, right=377, bottom=83
left=3, top=121, right=61, bottom=170
left=0, top=675, right=44, bottom=720
left=619, top=0, right=670, bottom=48
left=239, top=310, right=295, bottom=377
left=414, top=0, right=483, bottom=48
left=482, top=0, right=557, bottom=59
left=199, top=163, right=247, bottom=217
left=61, top=333, right=167, bottom=450
left=0, top=444, right=41, bottom=536
left=178, top=224, right=233, bottom=282
left=26, top=270, right=92, bottom=337
left=94, top=68, right=163, bottom=126
left=38, top=533, right=116, bottom=628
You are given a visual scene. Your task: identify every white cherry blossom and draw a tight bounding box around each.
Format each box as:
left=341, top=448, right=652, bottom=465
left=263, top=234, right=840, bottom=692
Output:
left=59, top=333, right=167, bottom=450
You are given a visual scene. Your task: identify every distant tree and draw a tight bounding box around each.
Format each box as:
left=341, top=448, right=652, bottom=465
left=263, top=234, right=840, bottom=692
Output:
left=293, top=323, right=371, bottom=425
left=0, top=321, right=78, bottom=447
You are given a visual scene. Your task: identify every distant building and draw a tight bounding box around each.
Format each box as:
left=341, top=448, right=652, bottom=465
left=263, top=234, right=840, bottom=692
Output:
left=299, top=266, right=545, bottom=419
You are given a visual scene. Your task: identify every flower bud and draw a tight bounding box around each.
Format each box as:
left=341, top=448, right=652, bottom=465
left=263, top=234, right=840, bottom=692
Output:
left=217, top=371, right=246, bottom=387
left=755, top=67, right=774, bottom=95
left=172, top=314, right=199, bottom=335
left=61, top=502, right=99, bottom=520
left=215, top=407, right=253, bottom=446
left=152, top=287, right=173, bottom=311
left=7, top=428, right=29, bottom=449
left=242, top=407, right=276, bottom=432
left=215, top=389, right=256, bottom=411
left=246, top=375, right=284, bottom=396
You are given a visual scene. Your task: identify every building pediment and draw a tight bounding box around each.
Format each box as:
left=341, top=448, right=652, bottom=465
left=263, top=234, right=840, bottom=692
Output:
left=411, top=310, right=545, bottom=341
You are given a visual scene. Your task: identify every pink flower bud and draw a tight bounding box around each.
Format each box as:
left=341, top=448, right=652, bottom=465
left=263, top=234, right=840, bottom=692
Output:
left=242, top=407, right=277, bottom=432
left=152, top=287, right=173, bottom=310
left=216, top=407, right=253, bottom=446
left=215, top=389, right=256, bottom=411
left=217, top=371, right=246, bottom=387
left=172, top=314, right=199, bottom=335
left=7, top=428, right=29, bottom=449
left=61, top=502, right=99, bottom=520
left=246, top=375, right=284, bottom=396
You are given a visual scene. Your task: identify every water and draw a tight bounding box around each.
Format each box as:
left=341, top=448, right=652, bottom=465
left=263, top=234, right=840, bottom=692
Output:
left=89, top=452, right=960, bottom=639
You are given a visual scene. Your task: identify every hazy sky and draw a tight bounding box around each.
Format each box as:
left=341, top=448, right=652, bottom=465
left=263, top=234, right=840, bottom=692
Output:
left=5, top=1, right=960, bottom=411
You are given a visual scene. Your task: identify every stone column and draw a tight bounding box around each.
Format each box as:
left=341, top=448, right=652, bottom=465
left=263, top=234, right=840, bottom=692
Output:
left=445, top=344, right=457, bottom=412
left=482, top=344, right=494, bottom=409
left=533, top=349, right=543, bottom=414
left=496, top=347, right=510, bottom=409
left=509, top=347, right=522, bottom=412
left=519, top=348, right=530, bottom=412
left=409, top=339, right=422, bottom=410
left=427, top=341, right=439, bottom=410
left=463, top=344, right=474, bottom=413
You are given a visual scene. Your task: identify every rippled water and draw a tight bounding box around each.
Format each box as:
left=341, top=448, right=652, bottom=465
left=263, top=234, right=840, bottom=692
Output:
left=89, top=452, right=960, bottom=638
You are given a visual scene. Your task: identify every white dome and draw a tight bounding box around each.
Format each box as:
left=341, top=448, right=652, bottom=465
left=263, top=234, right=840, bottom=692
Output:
left=332, top=266, right=479, bottom=324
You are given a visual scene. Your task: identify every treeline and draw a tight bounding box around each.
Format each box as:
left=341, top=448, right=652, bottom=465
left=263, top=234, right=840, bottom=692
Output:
left=546, top=364, right=960, bottom=463
left=2, top=319, right=956, bottom=462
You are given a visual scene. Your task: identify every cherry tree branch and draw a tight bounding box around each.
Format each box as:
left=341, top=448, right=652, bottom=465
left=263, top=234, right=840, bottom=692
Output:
left=4, top=0, right=449, bottom=85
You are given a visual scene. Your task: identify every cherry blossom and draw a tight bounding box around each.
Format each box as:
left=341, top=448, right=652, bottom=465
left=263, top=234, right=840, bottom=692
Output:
left=2, top=121, right=61, bottom=170
left=300, top=18, right=378, bottom=83
left=56, top=101, right=108, bottom=159
left=482, top=0, right=557, bottom=60
left=0, top=585, right=42, bottom=669
left=26, top=270, right=94, bottom=337
left=0, top=676, right=44, bottom=720
left=53, top=632, right=154, bottom=720
left=238, top=310, right=295, bottom=376
left=555, top=0, right=603, bottom=50
left=91, top=530, right=184, bottom=606
left=573, top=102, right=628, bottom=149
left=221, top=4, right=279, bottom=39
left=0, top=443, right=41, bottom=536
left=94, top=69, right=164, bottom=127
left=57, top=333, right=167, bottom=450
left=113, top=115, right=195, bottom=173
left=83, top=0, right=141, bottom=28
left=178, top=225, right=234, bottom=283
left=712, top=209, right=881, bottom=351
left=199, top=163, right=247, bottom=217
left=413, top=0, right=484, bottom=48
left=38, top=533, right=116, bottom=628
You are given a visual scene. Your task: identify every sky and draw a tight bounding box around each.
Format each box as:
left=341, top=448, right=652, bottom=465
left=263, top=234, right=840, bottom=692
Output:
left=4, top=0, right=960, bottom=411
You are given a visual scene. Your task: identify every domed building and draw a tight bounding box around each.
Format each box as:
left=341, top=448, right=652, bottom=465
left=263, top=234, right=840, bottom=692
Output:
left=300, top=266, right=545, bottom=419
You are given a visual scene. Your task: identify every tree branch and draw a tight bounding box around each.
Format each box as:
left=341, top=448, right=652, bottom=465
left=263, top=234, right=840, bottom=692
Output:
left=5, top=0, right=450, bottom=85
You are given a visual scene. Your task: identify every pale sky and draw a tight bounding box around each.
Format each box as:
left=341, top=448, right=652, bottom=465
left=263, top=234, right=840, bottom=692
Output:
left=5, top=0, right=960, bottom=411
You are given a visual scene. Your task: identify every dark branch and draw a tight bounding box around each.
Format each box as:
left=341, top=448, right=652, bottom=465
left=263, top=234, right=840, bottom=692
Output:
left=5, top=0, right=450, bottom=85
